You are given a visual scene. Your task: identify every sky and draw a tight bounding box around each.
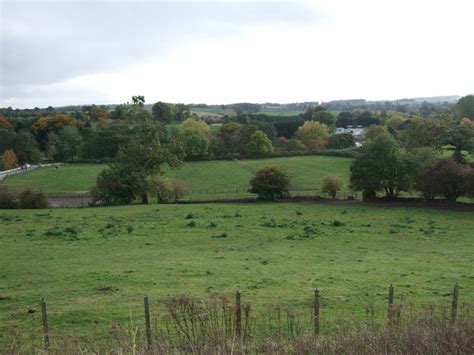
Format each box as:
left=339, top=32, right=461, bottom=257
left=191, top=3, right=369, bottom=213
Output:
left=1, top=0, right=473, bottom=108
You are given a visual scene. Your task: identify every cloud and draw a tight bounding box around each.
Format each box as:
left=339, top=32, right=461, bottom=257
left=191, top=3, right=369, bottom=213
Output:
left=1, top=1, right=319, bottom=105
left=1, top=0, right=473, bottom=108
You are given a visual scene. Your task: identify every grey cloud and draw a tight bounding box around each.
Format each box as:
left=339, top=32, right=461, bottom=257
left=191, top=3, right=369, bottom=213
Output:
left=1, top=1, right=321, bottom=100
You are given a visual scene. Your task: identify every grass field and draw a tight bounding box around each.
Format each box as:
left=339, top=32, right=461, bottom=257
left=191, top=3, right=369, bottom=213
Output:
left=5, top=156, right=352, bottom=197
left=0, top=203, right=473, bottom=343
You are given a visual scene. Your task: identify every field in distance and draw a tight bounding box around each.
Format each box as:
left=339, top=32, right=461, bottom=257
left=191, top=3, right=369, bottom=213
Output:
left=0, top=202, right=472, bottom=342
left=5, top=155, right=352, bottom=197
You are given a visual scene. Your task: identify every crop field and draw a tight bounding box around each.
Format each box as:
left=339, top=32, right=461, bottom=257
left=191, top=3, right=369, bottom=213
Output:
left=5, top=156, right=352, bottom=197
left=0, top=202, right=473, bottom=344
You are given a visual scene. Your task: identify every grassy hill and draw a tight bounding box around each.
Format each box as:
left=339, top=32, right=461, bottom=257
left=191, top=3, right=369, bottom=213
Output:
left=5, top=156, right=352, bottom=197
left=0, top=203, right=472, bottom=343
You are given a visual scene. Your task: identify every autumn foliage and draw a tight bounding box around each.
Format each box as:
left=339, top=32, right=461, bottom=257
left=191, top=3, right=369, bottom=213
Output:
left=1, top=150, right=18, bottom=170
left=0, top=115, right=13, bottom=130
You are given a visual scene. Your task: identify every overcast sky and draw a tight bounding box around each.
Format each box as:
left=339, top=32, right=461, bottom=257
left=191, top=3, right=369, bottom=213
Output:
left=1, top=0, right=473, bottom=108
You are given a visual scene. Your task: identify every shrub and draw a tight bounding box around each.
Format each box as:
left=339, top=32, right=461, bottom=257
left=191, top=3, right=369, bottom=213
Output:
left=249, top=166, right=290, bottom=201
left=321, top=176, right=343, bottom=199
left=18, top=189, right=48, bottom=209
left=149, top=175, right=188, bottom=203
left=417, top=158, right=473, bottom=202
left=0, top=186, right=18, bottom=209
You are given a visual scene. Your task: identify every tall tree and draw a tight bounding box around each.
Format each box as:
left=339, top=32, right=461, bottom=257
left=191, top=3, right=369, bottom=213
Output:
left=295, top=121, right=329, bottom=151
left=350, top=133, right=419, bottom=199
left=152, top=102, right=176, bottom=124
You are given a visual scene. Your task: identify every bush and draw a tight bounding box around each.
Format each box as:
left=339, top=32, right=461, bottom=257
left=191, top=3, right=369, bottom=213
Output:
left=18, top=189, right=48, bottom=209
left=321, top=176, right=343, bottom=199
left=0, top=186, right=18, bottom=209
left=249, top=166, right=290, bottom=200
left=149, top=175, right=188, bottom=203
left=417, top=158, right=473, bottom=202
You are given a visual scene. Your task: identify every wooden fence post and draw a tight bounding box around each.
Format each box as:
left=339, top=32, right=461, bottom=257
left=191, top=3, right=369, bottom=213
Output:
left=387, top=284, right=394, bottom=321
left=313, top=289, right=320, bottom=335
left=144, top=295, right=152, bottom=349
left=451, top=282, right=459, bottom=322
left=40, top=298, right=50, bottom=349
left=235, top=290, right=242, bottom=339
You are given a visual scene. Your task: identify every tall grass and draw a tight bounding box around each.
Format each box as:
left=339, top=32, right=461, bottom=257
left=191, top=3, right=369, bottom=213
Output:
left=3, top=295, right=473, bottom=354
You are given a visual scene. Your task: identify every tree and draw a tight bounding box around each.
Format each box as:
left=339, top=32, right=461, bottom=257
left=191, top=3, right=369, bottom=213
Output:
left=321, top=176, right=343, bottom=199
left=1, top=150, right=18, bottom=169
left=180, top=117, right=209, bottom=136
left=0, top=115, right=13, bottom=130
left=179, top=127, right=209, bottom=159
left=364, top=125, right=386, bottom=140
left=313, top=110, right=336, bottom=126
left=247, top=130, right=273, bottom=157
left=328, top=133, right=355, bottom=149
left=417, top=158, right=473, bottom=202
left=350, top=133, right=419, bottom=199
left=152, top=102, right=176, bottom=124
left=443, top=121, right=474, bottom=162
left=90, top=106, right=109, bottom=121
left=94, top=117, right=182, bottom=205
left=399, top=118, right=446, bottom=149
left=54, top=126, right=83, bottom=161
left=295, top=121, right=329, bottom=151
left=31, top=113, right=79, bottom=148
left=249, top=166, right=290, bottom=200
left=456, top=95, right=474, bottom=119
left=213, top=122, right=242, bottom=157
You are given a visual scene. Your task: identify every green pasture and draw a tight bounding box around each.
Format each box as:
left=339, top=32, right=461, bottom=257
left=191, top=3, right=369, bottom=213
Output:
left=5, top=156, right=352, bottom=197
left=0, top=203, right=472, bottom=343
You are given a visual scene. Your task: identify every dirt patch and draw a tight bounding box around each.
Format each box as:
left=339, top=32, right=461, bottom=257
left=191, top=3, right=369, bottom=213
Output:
left=48, top=197, right=93, bottom=208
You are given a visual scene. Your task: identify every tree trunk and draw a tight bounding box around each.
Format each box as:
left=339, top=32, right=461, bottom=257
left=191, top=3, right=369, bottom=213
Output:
left=142, top=193, right=149, bottom=204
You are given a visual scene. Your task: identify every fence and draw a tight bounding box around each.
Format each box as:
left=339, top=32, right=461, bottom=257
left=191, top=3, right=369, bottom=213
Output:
left=34, top=283, right=462, bottom=350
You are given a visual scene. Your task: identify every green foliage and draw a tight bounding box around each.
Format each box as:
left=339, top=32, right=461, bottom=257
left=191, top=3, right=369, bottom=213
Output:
left=456, top=95, right=474, bottom=119
left=152, top=102, right=176, bottom=124
left=399, top=118, right=447, bottom=149
left=321, top=175, right=343, bottom=198
left=54, top=126, right=83, bottom=161
left=93, top=166, right=139, bottom=205
left=328, top=133, right=355, bottom=149
left=350, top=133, right=419, bottom=198
left=212, top=122, right=242, bottom=157
left=249, top=166, right=290, bottom=200
left=247, top=130, right=273, bottom=157
left=93, top=117, right=182, bottom=204
left=365, top=124, right=387, bottom=140
left=313, top=110, right=336, bottom=126
left=178, top=127, right=209, bottom=160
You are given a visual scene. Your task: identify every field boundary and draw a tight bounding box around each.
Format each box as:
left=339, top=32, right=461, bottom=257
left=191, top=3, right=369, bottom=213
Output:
left=26, top=283, right=464, bottom=351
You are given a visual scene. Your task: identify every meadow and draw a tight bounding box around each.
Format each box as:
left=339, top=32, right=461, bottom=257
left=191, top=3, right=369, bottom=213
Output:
left=5, top=155, right=352, bottom=198
left=0, top=202, right=473, bottom=345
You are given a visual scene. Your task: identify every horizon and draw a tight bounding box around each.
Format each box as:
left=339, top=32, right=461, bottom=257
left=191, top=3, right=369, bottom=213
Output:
left=1, top=0, right=473, bottom=109
left=2, top=94, right=466, bottom=110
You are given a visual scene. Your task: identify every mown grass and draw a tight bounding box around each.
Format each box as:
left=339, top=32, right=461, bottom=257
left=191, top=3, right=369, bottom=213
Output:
left=5, top=156, right=352, bottom=196
left=4, top=164, right=106, bottom=195
left=0, top=202, right=472, bottom=344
